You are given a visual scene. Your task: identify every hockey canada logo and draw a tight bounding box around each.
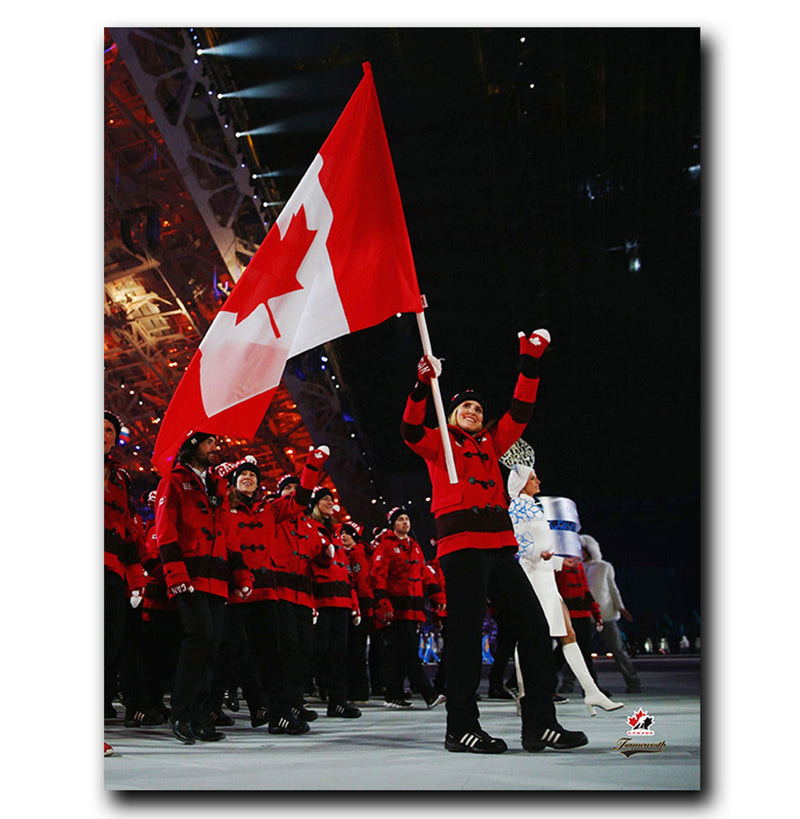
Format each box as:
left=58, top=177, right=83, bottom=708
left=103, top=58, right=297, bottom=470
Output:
left=613, top=708, right=666, bottom=758
left=626, top=708, right=655, bottom=736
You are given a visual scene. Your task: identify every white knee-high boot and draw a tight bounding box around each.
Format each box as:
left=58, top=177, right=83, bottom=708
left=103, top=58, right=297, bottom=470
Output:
left=561, top=641, right=624, bottom=716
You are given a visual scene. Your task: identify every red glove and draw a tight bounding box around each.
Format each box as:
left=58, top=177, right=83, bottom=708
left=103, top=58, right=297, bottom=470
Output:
left=210, top=455, right=257, bottom=481
left=416, top=355, right=442, bottom=384
left=300, top=445, right=330, bottom=490
left=306, top=445, right=330, bottom=469
left=518, top=329, right=551, bottom=359
left=375, top=598, right=394, bottom=624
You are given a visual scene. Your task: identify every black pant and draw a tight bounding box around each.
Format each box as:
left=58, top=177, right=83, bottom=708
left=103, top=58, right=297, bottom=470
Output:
left=433, top=620, right=447, bottom=695
left=488, top=608, right=518, bottom=691
left=368, top=628, right=386, bottom=695
left=211, top=602, right=276, bottom=714
left=245, top=600, right=281, bottom=711
left=312, top=607, right=349, bottom=707
left=141, top=609, right=181, bottom=709
left=117, top=604, right=147, bottom=712
left=347, top=615, right=370, bottom=701
left=275, top=600, right=314, bottom=712
left=104, top=568, right=128, bottom=709
left=384, top=620, right=435, bottom=701
left=172, top=591, right=226, bottom=725
left=439, top=547, right=557, bottom=737
left=211, top=603, right=253, bottom=709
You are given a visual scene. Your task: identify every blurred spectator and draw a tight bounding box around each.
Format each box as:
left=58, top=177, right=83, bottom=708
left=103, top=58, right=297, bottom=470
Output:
left=104, top=411, right=146, bottom=720
left=340, top=521, right=373, bottom=703
left=308, top=488, right=362, bottom=719
left=580, top=534, right=641, bottom=694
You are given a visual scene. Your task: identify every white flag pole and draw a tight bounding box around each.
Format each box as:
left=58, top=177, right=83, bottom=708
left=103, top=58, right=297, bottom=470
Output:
left=416, top=306, right=459, bottom=485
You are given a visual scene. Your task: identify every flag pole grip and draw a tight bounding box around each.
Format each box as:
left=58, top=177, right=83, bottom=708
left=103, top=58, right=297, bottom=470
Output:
left=416, top=310, right=459, bottom=484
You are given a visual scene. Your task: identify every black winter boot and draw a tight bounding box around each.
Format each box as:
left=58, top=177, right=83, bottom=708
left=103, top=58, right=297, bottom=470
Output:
left=522, top=725, right=588, bottom=752
left=519, top=692, right=587, bottom=751
left=445, top=729, right=507, bottom=754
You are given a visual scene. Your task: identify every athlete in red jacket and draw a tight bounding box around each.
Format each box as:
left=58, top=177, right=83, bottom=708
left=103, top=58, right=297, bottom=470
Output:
left=154, top=432, right=253, bottom=745
left=210, top=460, right=277, bottom=731
left=370, top=507, right=445, bottom=709
left=427, top=553, right=448, bottom=697
left=219, top=449, right=330, bottom=735
left=308, top=488, right=362, bottom=719
left=104, top=411, right=146, bottom=727
left=135, top=491, right=180, bottom=727
left=268, top=458, right=336, bottom=728
left=341, top=522, right=373, bottom=702
left=401, top=331, right=588, bottom=754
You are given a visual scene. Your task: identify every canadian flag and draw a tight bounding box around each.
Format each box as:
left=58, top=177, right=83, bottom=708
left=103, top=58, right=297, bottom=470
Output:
left=152, top=62, right=423, bottom=475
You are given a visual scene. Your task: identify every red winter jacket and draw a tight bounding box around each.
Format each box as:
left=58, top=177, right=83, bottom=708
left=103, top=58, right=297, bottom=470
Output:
left=225, top=491, right=310, bottom=604
left=104, top=456, right=146, bottom=591
left=426, top=557, right=447, bottom=620
left=343, top=538, right=373, bottom=618
left=273, top=511, right=332, bottom=610
left=555, top=562, right=601, bottom=622
left=370, top=531, right=444, bottom=626
left=401, top=369, right=540, bottom=560
left=309, top=518, right=359, bottom=613
left=139, top=518, right=175, bottom=617
left=225, top=494, right=278, bottom=603
left=155, top=463, right=252, bottom=600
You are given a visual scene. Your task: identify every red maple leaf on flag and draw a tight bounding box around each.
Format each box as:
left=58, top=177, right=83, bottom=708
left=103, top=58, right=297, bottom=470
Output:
left=230, top=205, right=314, bottom=339
left=150, top=62, right=424, bottom=476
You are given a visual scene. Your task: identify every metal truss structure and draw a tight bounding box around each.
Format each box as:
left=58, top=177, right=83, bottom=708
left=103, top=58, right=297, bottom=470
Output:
left=103, top=27, right=385, bottom=520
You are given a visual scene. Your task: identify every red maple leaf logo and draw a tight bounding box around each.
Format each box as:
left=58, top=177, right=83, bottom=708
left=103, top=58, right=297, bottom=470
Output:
left=231, top=204, right=315, bottom=338
left=627, top=708, right=648, bottom=729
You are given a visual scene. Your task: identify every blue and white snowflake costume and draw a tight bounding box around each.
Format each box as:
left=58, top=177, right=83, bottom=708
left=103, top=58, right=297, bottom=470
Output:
left=507, top=465, right=568, bottom=637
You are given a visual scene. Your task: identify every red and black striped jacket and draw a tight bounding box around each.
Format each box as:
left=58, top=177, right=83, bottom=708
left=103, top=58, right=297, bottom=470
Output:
left=155, top=463, right=251, bottom=599
left=273, top=510, right=332, bottom=610
left=139, top=517, right=175, bottom=617
left=104, top=456, right=145, bottom=591
left=555, top=561, right=601, bottom=621
left=370, top=531, right=443, bottom=627
left=225, top=491, right=311, bottom=604
left=401, top=370, right=541, bottom=560
left=225, top=493, right=278, bottom=604
left=343, top=538, right=373, bottom=619
left=427, top=556, right=447, bottom=621
left=309, top=518, right=359, bottom=613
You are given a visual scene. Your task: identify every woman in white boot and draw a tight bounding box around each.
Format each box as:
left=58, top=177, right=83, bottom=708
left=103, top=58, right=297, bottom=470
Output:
left=507, top=463, right=623, bottom=717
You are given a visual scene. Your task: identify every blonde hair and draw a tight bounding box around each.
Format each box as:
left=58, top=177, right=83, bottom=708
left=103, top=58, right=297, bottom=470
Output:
left=447, top=402, right=484, bottom=430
